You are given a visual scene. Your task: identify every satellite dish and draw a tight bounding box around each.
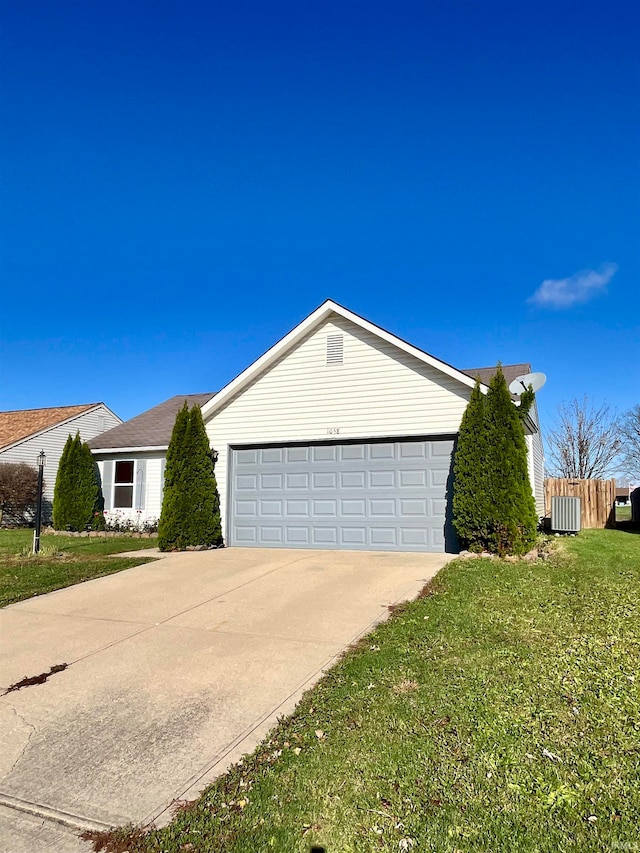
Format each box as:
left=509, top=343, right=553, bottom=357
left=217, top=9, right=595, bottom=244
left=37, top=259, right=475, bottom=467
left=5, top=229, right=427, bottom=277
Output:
left=508, top=372, right=546, bottom=395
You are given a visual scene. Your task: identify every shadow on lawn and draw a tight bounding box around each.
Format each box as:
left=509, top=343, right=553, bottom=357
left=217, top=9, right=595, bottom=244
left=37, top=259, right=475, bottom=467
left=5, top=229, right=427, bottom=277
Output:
left=615, top=520, right=640, bottom=535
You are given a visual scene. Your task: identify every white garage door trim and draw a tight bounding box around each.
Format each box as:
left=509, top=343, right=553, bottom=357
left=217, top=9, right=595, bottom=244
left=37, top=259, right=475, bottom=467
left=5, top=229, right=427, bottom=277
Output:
left=227, top=436, right=457, bottom=553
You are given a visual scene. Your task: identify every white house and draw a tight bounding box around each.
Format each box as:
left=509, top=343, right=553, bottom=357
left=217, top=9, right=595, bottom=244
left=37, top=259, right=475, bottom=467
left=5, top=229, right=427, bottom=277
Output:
left=0, top=403, right=122, bottom=519
left=90, top=300, right=545, bottom=553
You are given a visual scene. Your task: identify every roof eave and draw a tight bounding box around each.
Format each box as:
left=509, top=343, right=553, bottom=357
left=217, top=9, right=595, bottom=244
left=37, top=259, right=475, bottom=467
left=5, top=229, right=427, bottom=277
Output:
left=90, top=445, right=169, bottom=455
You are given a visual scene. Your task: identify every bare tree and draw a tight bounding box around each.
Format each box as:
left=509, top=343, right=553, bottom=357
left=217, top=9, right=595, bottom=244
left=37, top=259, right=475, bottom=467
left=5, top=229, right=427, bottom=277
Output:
left=618, top=404, right=640, bottom=481
left=0, top=462, right=43, bottom=526
left=546, top=397, right=621, bottom=479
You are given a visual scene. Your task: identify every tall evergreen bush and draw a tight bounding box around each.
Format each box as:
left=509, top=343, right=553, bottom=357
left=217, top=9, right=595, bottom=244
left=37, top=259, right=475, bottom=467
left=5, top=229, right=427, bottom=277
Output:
left=52, top=432, right=102, bottom=530
left=453, top=367, right=538, bottom=555
left=158, top=404, right=223, bottom=551
left=483, top=367, right=538, bottom=555
left=452, top=380, right=488, bottom=551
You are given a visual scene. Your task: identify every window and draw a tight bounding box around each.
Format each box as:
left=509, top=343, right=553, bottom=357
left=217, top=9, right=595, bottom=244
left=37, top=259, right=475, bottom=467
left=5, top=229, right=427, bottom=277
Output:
left=114, top=460, right=135, bottom=508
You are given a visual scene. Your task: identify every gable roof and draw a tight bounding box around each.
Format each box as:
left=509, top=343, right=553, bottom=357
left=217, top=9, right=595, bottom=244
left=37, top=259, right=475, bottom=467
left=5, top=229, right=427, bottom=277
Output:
left=201, top=299, right=484, bottom=419
left=0, top=404, right=102, bottom=451
left=88, top=393, right=215, bottom=452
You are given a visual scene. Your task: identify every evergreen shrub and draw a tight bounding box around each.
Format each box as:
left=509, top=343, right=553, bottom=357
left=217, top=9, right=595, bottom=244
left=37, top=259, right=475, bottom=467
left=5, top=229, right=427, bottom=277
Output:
left=453, top=367, right=538, bottom=555
left=52, top=432, right=103, bottom=531
left=157, top=404, right=223, bottom=551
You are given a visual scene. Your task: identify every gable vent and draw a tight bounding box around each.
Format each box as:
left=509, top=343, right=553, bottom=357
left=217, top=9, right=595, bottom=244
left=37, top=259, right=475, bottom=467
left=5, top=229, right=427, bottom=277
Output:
left=326, top=334, right=344, bottom=365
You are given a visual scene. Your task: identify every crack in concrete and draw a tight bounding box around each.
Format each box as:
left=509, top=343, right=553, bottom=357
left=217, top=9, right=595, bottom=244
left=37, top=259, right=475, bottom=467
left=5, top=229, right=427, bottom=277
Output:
left=4, top=705, right=37, bottom=777
left=2, top=663, right=68, bottom=696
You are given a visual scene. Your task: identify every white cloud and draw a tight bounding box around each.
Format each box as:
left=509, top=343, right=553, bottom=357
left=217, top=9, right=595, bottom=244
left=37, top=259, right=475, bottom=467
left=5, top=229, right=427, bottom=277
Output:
left=528, top=262, right=618, bottom=309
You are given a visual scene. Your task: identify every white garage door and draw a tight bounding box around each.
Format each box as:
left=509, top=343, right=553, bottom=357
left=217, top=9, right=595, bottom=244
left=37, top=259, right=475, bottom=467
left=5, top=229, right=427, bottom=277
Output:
left=229, top=437, right=455, bottom=552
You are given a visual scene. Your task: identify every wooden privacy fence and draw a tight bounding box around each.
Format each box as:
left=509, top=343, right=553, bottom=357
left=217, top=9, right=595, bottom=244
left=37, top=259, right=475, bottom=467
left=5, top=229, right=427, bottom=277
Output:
left=544, top=478, right=616, bottom=529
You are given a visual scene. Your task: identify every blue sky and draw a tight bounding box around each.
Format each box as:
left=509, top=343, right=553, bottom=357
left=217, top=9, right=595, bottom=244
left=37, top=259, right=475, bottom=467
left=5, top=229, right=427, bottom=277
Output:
left=1, top=0, right=638, bottom=434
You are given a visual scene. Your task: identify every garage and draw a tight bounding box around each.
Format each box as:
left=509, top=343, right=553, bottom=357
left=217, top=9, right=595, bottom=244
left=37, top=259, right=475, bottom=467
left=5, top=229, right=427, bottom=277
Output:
left=229, top=437, right=456, bottom=552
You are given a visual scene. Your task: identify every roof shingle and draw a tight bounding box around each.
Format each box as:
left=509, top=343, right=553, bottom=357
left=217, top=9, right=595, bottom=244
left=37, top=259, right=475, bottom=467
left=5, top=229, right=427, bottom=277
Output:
left=88, top=393, right=215, bottom=451
left=0, top=404, right=99, bottom=450
left=461, top=364, right=532, bottom=389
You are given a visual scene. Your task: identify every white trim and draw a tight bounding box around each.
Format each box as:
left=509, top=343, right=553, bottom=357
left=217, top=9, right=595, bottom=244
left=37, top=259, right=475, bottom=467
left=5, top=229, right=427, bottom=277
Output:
left=90, top=445, right=169, bottom=454
left=0, top=404, right=120, bottom=454
left=201, top=300, right=486, bottom=419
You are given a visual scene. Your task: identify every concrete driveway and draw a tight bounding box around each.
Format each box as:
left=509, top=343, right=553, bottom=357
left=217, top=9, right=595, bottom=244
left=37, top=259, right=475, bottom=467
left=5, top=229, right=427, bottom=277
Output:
left=0, top=547, right=451, bottom=852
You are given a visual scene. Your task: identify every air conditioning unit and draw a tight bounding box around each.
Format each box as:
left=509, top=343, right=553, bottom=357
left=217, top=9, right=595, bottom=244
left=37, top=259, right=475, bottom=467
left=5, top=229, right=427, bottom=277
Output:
left=551, top=496, right=581, bottom=533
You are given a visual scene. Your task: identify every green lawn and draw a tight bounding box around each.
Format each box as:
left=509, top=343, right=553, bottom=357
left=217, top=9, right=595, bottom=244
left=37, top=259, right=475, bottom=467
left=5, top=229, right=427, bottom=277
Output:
left=88, top=530, right=640, bottom=853
left=616, top=504, right=632, bottom=522
left=0, top=529, right=158, bottom=607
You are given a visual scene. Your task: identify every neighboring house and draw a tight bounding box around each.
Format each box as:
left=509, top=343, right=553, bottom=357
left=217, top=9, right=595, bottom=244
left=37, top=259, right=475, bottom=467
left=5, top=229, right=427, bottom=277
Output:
left=0, top=403, right=122, bottom=519
left=91, top=300, right=545, bottom=553
left=615, top=487, right=630, bottom=506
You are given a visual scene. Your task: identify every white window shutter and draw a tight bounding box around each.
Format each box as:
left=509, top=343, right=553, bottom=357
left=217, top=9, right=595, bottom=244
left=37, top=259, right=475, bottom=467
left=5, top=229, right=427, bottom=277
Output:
left=136, top=460, right=147, bottom=511
left=102, top=460, right=114, bottom=510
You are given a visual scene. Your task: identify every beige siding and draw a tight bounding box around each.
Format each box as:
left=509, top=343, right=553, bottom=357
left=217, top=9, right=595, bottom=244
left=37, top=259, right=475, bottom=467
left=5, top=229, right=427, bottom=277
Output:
left=206, top=315, right=471, bottom=536
left=0, top=405, right=121, bottom=510
left=525, top=401, right=546, bottom=517
left=94, top=452, right=165, bottom=522
left=531, top=431, right=545, bottom=518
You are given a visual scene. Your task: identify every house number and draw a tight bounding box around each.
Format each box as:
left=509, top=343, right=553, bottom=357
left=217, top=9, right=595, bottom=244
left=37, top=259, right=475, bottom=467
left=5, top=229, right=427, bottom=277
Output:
left=327, top=427, right=340, bottom=435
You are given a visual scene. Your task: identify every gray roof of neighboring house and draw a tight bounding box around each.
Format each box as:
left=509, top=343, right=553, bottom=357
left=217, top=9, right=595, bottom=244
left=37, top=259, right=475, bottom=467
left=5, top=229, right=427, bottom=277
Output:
left=88, top=393, right=215, bottom=451
left=461, top=363, right=532, bottom=390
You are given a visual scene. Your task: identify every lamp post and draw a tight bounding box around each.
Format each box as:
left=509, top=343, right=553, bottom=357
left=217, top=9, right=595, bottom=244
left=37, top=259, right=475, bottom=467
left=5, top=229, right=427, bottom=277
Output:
left=33, top=450, right=46, bottom=554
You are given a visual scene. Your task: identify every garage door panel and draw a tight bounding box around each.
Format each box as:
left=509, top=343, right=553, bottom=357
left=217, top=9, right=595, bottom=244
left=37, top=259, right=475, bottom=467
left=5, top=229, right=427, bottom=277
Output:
left=341, top=445, right=365, bottom=460
left=370, top=499, right=396, bottom=516
left=370, top=527, right=397, bottom=546
left=261, top=473, right=283, bottom=489
left=259, top=500, right=282, bottom=517
left=285, top=499, right=309, bottom=516
left=340, top=527, right=367, bottom=545
left=399, top=469, right=426, bottom=488
left=235, top=526, right=258, bottom=543
left=285, top=527, right=310, bottom=544
left=286, top=447, right=309, bottom=463
left=400, top=499, right=427, bottom=516
left=369, top=470, right=394, bottom=488
left=313, top=472, right=337, bottom=488
left=235, top=500, right=257, bottom=516
left=259, top=527, right=283, bottom=544
left=370, top=443, right=395, bottom=459
left=286, top=473, right=309, bottom=489
left=313, top=528, right=338, bottom=545
left=431, top=528, right=445, bottom=549
left=430, top=441, right=452, bottom=457
left=399, top=442, right=427, bottom=458
left=313, top=446, right=337, bottom=462
left=313, top=499, right=338, bottom=516
left=230, top=438, right=455, bottom=552
left=341, top=499, right=366, bottom=516
left=430, top=468, right=449, bottom=487
left=430, top=498, right=446, bottom=515
left=341, top=471, right=366, bottom=488
left=236, top=474, right=258, bottom=490
left=400, top=528, right=429, bottom=546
